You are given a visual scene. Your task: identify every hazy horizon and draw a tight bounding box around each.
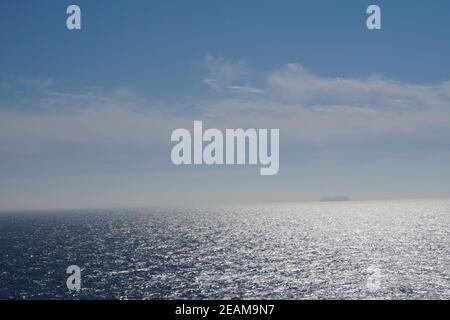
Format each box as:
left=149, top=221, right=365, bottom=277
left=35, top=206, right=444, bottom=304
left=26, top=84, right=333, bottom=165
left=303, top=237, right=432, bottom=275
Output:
left=2, top=196, right=450, bottom=212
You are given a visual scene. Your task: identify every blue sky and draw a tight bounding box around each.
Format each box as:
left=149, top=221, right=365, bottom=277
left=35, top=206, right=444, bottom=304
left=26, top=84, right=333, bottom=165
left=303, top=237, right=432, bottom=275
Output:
left=1, top=1, right=450, bottom=209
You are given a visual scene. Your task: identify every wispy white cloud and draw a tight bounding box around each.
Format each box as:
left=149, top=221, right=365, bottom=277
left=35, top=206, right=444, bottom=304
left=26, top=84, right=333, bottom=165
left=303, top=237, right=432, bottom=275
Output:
left=266, top=63, right=450, bottom=111
left=1, top=60, right=450, bottom=153
left=202, top=54, right=262, bottom=94
left=197, top=61, right=450, bottom=144
left=227, top=85, right=264, bottom=94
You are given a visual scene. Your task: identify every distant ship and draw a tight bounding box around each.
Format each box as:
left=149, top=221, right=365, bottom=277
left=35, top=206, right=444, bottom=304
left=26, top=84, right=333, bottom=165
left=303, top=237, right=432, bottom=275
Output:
left=320, top=195, right=350, bottom=202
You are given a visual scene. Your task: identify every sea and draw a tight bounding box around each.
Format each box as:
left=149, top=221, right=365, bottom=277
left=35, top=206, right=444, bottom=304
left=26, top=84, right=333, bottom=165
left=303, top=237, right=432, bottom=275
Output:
left=0, top=199, right=448, bottom=300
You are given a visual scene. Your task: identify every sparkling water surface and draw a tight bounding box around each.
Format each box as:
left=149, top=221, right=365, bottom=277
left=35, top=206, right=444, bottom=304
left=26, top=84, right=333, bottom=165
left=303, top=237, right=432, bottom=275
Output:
left=0, top=199, right=449, bottom=299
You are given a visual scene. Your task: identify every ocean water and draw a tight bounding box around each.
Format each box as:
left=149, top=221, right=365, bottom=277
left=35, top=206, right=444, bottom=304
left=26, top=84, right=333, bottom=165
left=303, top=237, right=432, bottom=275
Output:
left=0, top=199, right=449, bottom=300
